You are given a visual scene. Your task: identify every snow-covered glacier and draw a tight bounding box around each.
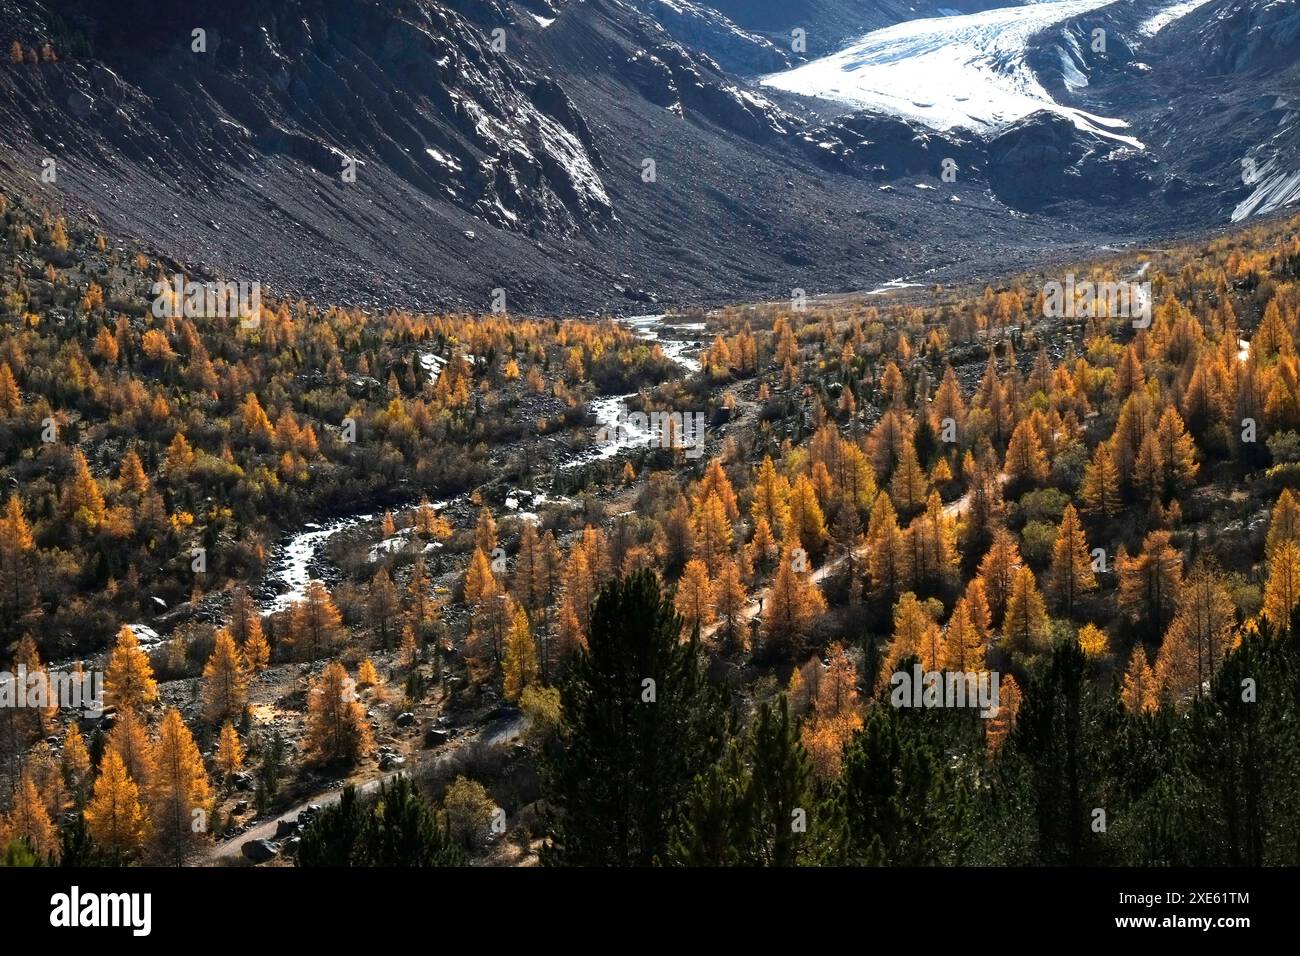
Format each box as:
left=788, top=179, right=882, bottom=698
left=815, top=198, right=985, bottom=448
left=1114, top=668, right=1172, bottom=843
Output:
left=1138, top=0, right=1215, bottom=36
left=759, top=0, right=1144, bottom=147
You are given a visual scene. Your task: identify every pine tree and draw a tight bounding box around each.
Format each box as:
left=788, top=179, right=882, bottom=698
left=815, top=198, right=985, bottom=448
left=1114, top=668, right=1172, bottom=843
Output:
left=289, top=581, right=344, bottom=660
left=1265, top=488, right=1300, bottom=559
left=297, top=778, right=463, bottom=866
left=674, top=697, right=812, bottom=866
left=553, top=595, right=586, bottom=667
left=816, top=642, right=860, bottom=718
left=1263, top=538, right=1300, bottom=636
left=1119, top=530, right=1184, bottom=638
left=512, top=521, right=544, bottom=611
left=162, top=432, right=195, bottom=475
left=1077, top=622, right=1108, bottom=658
left=674, top=743, right=748, bottom=866
left=306, top=661, right=374, bottom=765
left=1004, top=417, right=1049, bottom=488
left=19, top=736, right=60, bottom=809
left=543, top=570, right=726, bottom=866
left=889, top=440, right=928, bottom=515
left=474, top=507, right=499, bottom=556
left=880, top=591, right=941, bottom=680
left=104, top=625, right=159, bottom=712
left=227, top=587, right=259, bottom=644
left=933, top=365, right=967, bottom=437
left=10, top=634, right=55, bottom=732
left=1002, top=566, right=1049, bottom=656
left=241, top=613, right=271, bottom=672
left=786, top=474, right=828, bottom=556
left=1080, top=442, right=1121, bottom=519
left=1011, top=641, right=1112, bottom=863
left=691, top=492, right=734, bottom=566
left=837, top=704, right=964, bottom=865
left=964, top=575, right=993, bottom=643
left=84, top=750, right=150, bottom=864
left=106, top=705, right=153, bottom=788
left=866, top=491, right=911, bottom=600
left=215, top=721, right=245, bottom=780
left=523, top=525, right=557, bottom=661
left=401, top=556, right=434, bottom=637
left=463, top=547, right=499, bottom=610
left=941, top=598, right=984, bottom=672
left=1254, top=297, right=1293, bottom=359
left=801, top=642, right=864, bottom=779
left=367, top=776, right=464, bottom=865
left=502, top=605, right=538, bottom=702
left=149, top=708, right=212, bottom=864
left=985, top=673, right=1021, bottom=754
left=931, top=456, right=954, bottom=486
left=1156, top=559, right=1236, bottom=707
left=63, top=723, right=92, bottom=802
left=468, top=590, right=516, bottom=687
left=0, top=362, right=21, bottom=416
left=762, top=546, right=827, bottom=658
left=674, top=558, right=715, bottom=634
left=117, top=448, right=150, bottom=495
left=1, top=771, right=59, bottom=862
left=1120, top=645, right=1157, bottom=714
left=908, top=491, right=958, bottom=594
left=749, top=515, right=777, bottom=569
left=751, top=456, right=791, bottom=540
left=1047, top=504, right=1096, bottom=618
left=0, top=494, right=35, bottom=630
left=60, top=448, right=106, bottom=530
left=579, top=525, right=613, bottom=586
left=1155, top=406, right=1198, bottom=492
left=357, top=658, right=381, bottom=689
left=240, top=394, right=275, bottom=447
left=399, top=623, right=419, bottom=670
left=976, top=527, right=1023, bottom=624
left=368, top=568, right=400, bottom=648
left=1113, top=390, right=1157, bottom=496
left=744, top=695, right=813, bottom=866
left=1115, top=344, right=1146, bottom=399
left=713, top=557, right=748, bottom=650
left=201, top=628, right=248, bottom=724
left=699, top=457, right=740, bottom=522
left=963, top=450, right=1007, bottom=555
left=413, top=498, right=452, bottom=540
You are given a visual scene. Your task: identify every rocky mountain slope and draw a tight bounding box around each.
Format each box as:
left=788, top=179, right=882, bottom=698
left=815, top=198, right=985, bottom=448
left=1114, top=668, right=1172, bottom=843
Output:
left=699, top=0, right=1012, bottom=57
left=0, top=0, right=1294, bottom=313
left=1025, top=0, right=1300, bottom=222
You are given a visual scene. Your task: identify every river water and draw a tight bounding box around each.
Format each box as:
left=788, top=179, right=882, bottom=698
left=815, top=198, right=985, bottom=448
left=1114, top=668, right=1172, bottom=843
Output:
left=259, top=315, right=701, bottom=611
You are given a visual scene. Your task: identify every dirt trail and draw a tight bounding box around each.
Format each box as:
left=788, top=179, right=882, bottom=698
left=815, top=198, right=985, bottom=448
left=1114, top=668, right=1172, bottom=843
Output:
left=209, top=714, right=524, bottom=863
left=704, top=473, right=1003, bottom=641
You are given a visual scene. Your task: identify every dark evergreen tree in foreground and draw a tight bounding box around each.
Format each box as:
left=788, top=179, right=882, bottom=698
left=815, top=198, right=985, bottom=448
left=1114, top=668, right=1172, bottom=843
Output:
left=1005, top=640, right=1118, bottom=865
left=1122, top=621, right=1300, bottom=865
left=675, top=695, right=814, bottom=866
left=537, top=574, right=1300, bottom=867
left=296, top=786, right=367, bottom=867
left=744, top=696, right=814, bottom=866
left=834, top=701, right=974, bottom=865
left=296, top=777, right=462, bottom=867
left=0, top=838, right=39, bottom=867
left=544, top=570, right=726, bottom=865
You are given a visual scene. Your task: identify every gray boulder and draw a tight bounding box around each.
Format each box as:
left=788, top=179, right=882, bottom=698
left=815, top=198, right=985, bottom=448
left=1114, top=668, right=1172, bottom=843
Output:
left=241, top=839, right=279, bottom=864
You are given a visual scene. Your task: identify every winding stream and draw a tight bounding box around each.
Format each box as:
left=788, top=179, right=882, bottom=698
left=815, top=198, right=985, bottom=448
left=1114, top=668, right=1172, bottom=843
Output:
left=259, top=316, right=701, bottom=610
left=571, top=315, right=704, bottom=468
